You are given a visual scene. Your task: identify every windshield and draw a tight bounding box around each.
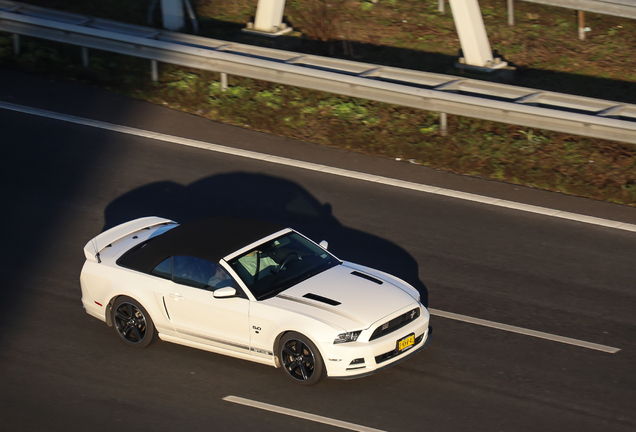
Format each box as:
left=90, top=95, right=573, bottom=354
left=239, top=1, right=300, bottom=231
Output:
left=227, top=231, right=340, bottom=300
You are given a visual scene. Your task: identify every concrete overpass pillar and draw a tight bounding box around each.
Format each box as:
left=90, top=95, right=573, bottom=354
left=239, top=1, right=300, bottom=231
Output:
left=245, top=0, right=292, bottom=36
left=161, top=0, right=185, bottom=31
left=448, top=0, right=507, bottom=70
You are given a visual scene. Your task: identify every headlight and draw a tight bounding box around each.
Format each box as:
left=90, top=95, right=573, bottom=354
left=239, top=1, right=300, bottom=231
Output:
left=334, top=331, right=362, bottom=344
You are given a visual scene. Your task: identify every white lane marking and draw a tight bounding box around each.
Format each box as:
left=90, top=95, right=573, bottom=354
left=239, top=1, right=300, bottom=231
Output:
left=429, top=308, right=621, bottom=354
left=2, top=101, right=625, bottom=353
left=223, top=396, right=386, bottom=432
left=2, top=101, right=635, bottom=233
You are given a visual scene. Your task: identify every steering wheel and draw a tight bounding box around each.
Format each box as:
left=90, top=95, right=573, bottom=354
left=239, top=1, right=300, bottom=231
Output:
left=276, top=253, right=299, bottom=273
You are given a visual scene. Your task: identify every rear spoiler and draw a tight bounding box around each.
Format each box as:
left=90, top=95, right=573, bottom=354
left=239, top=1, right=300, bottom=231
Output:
left=83, top=217, right=176, bottom=262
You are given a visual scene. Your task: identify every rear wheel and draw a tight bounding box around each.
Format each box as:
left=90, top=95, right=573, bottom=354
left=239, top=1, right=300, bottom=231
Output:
left=111, top=296, right=156, bottom=348
left=279, top=332, right=324, bottom=385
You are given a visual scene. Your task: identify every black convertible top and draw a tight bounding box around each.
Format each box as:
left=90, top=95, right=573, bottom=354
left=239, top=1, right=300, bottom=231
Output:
left=117, top=216, right=286, bottom=273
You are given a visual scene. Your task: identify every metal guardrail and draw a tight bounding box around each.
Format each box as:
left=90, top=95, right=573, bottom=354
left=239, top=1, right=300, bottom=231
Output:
left=520, top=0, right=636, bottom=19
left=0, top=1, right=635, bottom=144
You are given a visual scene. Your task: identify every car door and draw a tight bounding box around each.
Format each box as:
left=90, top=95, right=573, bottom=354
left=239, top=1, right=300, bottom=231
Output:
left=155, top=256, right=251, bottom=354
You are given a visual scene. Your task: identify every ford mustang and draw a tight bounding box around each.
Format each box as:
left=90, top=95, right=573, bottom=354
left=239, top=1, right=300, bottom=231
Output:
left=80, top=216, right=432, bottom=385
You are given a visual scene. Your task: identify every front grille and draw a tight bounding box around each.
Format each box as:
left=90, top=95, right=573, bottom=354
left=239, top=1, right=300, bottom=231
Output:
left=375, top=334, right=424, bottom=364
left=369, top=307, right=420, bottom=341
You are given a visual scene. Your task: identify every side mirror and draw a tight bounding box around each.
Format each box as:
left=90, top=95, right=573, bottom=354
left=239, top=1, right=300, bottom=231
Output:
left=319, top=240, right=328, bottom=250
left=213, top=287, right=236, bottom=298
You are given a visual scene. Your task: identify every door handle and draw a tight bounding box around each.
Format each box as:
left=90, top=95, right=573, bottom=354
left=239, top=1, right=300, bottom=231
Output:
left=169, top=293, right=184, bottom=301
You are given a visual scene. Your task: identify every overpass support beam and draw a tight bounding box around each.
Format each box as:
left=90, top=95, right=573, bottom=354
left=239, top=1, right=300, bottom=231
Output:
left=160, top=0, right=185, bottom=31
left=448, top=0, right=507, bottom=70
left=244, top=0, right=292, bottom=36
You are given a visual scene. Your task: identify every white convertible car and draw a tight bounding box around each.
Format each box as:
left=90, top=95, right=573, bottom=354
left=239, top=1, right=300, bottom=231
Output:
left=80, top=216, right=432, bottom=385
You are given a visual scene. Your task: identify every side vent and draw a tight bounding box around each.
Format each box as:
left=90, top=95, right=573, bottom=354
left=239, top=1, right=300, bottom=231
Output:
left=303, top=293, right=341, bottom=306
left=351, top=271, right=383, bottom=285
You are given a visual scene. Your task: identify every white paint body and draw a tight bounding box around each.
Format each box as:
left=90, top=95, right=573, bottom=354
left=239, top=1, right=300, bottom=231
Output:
left=80, top=217, right=431, bottom=379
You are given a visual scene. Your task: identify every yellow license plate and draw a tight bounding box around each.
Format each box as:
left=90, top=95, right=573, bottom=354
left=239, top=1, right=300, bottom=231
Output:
left=398, top=334, right=415, bottom=351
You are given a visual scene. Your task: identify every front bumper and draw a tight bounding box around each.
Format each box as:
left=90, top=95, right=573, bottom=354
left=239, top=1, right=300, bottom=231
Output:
left=324, top=325, right=433, bottom=379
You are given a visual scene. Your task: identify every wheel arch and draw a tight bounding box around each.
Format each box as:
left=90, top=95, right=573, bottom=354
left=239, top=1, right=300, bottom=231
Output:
left=272, top=329, right=326, bottom=369
left=105, top=292, right=158, bottom=328
left=272, top=330, right=287, bottom=368
left=105, top=296, right=116, bottom=327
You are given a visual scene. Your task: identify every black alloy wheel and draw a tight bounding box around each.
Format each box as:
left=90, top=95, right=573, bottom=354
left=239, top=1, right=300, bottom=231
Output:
left=112, top=296, right=156, bottom=348
left=279, top=332, right=324, bottom=385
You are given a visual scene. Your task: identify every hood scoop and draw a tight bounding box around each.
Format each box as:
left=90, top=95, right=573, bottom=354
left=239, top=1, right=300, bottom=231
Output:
left=350, top=270, right=383, bottom=285
left=302, top=293, right=341, bottom=306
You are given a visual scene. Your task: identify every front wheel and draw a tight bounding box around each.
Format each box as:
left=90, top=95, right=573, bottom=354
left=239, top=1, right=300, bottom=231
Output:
left=111, top=296, right=156, bottom=348
left=279, top=332, right=324, bottom=385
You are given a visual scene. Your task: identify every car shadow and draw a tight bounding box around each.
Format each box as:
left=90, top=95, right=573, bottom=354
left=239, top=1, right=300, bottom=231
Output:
left=102, top=172, right=428, bottom=306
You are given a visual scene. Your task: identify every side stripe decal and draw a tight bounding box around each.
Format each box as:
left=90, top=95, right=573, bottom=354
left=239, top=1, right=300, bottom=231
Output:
left=176, top=329, right=273, bottom=356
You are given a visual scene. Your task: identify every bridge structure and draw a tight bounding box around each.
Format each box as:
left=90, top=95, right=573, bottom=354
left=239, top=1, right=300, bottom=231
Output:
left=0, top=0, right=635, bottom=144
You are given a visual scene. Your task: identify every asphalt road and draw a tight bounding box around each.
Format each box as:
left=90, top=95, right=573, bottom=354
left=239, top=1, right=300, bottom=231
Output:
left=0, top=68, right=635, bottom=432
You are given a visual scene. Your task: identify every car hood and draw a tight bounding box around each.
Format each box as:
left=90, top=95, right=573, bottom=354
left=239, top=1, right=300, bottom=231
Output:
left=268, top=263, right=419, bottom=330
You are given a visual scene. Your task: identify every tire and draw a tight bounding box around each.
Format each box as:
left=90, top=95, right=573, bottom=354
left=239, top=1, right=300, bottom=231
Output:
left=279, top=332, right=325, bottom=385
left=111, top=296, right=156, bottom=348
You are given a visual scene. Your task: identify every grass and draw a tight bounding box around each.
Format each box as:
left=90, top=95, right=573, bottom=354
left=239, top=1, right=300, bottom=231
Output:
left=0, top=0, right=634, bottom=206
